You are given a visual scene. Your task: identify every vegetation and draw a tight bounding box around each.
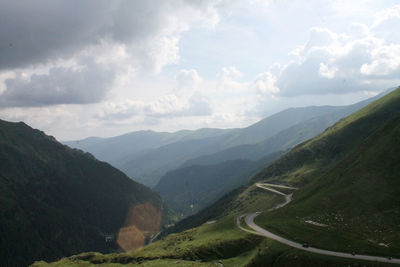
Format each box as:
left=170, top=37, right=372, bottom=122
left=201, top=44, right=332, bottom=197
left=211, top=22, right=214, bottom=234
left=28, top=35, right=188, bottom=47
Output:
left=0, top=120, right=174, bottom=266
left=255, top=114, right=400, bottom=257
left=33, top=185, right=397, bottom=266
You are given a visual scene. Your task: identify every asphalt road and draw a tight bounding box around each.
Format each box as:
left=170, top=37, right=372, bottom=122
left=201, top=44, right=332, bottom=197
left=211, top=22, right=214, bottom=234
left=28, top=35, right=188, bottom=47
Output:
left=238, top=183, right=400, bottom=265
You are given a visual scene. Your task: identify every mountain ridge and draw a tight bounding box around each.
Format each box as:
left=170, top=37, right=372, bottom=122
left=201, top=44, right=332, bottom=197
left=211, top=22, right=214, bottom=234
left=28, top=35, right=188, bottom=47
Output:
left=64, top=91, right=388, bottom=187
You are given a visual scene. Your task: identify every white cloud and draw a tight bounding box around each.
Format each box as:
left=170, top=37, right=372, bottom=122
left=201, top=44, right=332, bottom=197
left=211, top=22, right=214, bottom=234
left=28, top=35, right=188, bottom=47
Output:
left=218, top=66, right=243, bottom=80
left=0, top=71, right=15, bottom=95
left=96, top=93, right=212, bottom=122
left=176, top=69, right=203, bottom=91
left=360, top=44, right=400, bottom=77
left=216, top=66, right=249, bottom=92
left=254, top=72, right=280, bottom=98
left=371, top=4, right=400, bottom=44
left=372, top=4, right=400, bottom=28
left=318, top=63, right=338, bottom=79
left=275, top=25, right=400, bottom=96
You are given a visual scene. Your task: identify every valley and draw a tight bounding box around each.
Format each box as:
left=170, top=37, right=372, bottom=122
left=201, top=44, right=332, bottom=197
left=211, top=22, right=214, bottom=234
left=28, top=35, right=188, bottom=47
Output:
left=31, top=87, right=400, bottom=266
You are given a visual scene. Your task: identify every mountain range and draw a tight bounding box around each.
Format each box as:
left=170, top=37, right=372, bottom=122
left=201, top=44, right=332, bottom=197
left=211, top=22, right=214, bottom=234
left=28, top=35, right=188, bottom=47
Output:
left=2, top=87, right=397, bottom=266
left=42, top=86, right=400, bottom=266
left=64, top=91, right=386, bottom=189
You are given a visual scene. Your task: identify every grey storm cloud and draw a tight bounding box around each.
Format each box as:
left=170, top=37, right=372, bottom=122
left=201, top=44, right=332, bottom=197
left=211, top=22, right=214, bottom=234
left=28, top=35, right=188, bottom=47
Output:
left=0, top=59, right=114, bottom=107
left=0, top=0, right=226, bottom=107
left=0, top=0, right=112, bottom=70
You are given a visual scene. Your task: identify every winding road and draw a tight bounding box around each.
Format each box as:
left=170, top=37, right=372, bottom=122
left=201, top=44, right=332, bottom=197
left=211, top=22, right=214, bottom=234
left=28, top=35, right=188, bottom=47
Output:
left=237, top=183, right=400, bottom=265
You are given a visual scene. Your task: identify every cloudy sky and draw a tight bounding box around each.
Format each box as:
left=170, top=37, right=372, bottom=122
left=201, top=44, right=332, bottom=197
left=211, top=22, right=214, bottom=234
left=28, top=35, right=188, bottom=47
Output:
left=0, top=0, right=399, bottom=140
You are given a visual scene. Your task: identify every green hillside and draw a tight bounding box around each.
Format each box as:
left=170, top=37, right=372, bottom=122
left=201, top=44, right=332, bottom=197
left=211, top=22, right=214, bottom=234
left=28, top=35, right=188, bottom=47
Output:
left=0, top=120, right=174, bottom=266
left=33, top=87, right=400, bottom=266
left=255, top=104, right=400, bottom=257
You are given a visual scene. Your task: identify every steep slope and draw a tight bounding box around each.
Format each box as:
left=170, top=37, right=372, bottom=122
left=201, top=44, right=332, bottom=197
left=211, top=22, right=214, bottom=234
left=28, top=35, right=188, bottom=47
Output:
left=254, top=101, right=400, bottom=256
left=0, top=120, right=173, bottom=267
left=154, top=151, right=283, bottom=216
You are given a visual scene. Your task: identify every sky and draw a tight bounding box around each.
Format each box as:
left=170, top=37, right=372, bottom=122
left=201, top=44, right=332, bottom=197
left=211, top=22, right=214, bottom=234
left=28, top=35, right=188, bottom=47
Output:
left=0, top=0, right=399, bottom=141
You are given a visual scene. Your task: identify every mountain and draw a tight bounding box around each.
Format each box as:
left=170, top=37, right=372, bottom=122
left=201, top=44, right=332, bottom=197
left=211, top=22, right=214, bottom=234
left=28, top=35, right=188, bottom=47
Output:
left=117, top=133, right=236, bottom=187
left=154, top=86, right=400, bottom=264
left=183, top=92, right=384, bottom=166
left=251, top=86, right=400, bottom=256
left=154, top=151, right=283, bottom=216
left=116, top=106, right=349, bottom=186
left=116, top=105, right=372, bottom=186
left=63, top=128, right=235, bottom=168
left=65, top=92, right=386, bottom=188
left=152, top=93, right=387, bottom=216
left=252, top=88, right=399, bottom=186
left=33, top=87, right=400, bottom=266
left=0, top=120, right=174, bottom=267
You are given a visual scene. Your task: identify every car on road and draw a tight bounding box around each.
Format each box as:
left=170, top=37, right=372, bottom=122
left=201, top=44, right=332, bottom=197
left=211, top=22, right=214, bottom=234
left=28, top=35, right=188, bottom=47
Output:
left=387, top=256, right=392, bottom=260
left=302, top=243, right=309, bottom=248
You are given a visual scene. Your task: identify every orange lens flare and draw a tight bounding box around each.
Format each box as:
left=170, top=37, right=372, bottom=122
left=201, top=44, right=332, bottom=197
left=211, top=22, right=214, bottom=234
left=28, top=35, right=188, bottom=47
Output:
left=117, top=202, right=162, bottom=252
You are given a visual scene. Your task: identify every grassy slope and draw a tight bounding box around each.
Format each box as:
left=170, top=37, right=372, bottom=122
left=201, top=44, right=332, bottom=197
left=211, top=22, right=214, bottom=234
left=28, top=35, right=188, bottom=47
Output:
left=32, top=186, right=282, bottom=266
left=255, top=114, right=400, bottom=257
left=34, top=186, right=396, bottom=266
left=249, top=87, right=400, bottom=258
